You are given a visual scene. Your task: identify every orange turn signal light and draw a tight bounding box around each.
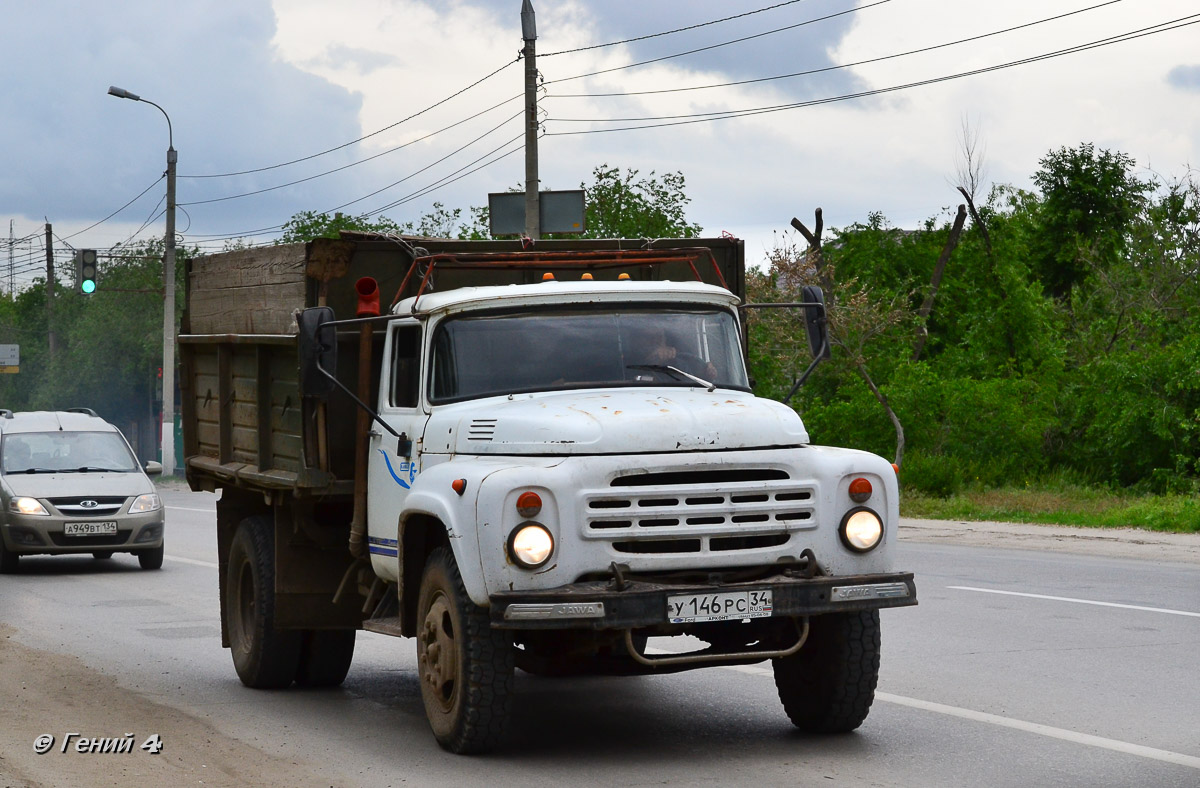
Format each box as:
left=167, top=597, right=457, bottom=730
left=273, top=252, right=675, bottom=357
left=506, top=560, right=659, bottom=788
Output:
left=581, top=273, right=593, bottom=280
left=542, top=272, right=556, bottom=281
left=516, top=491, right=542, bottom=518
left=848, top=477, right=873, bottom=503
left=618, top=272, right=630, bottom=280
left=451, top=479, right=467, bottom=496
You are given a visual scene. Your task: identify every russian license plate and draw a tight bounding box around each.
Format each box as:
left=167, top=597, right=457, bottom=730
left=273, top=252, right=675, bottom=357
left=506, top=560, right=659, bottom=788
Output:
left=667, top=589, right=773, bottom=623
left=63, top=522, right=118, bottom=537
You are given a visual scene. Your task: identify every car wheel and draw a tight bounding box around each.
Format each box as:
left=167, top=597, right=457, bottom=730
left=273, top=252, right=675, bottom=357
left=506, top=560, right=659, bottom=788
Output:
left=92, top=551, right=114, bottom=560
left=416, top=546, right=514, bottom=753
left=0, top=540, right=18, bottom=574
left=137, top=543, right=164, bottom=570
left=226, top=516, right=301, bottom=688
left=772, top=610, right=881, bottom=733
left=294, top=630, right=356, bottom=688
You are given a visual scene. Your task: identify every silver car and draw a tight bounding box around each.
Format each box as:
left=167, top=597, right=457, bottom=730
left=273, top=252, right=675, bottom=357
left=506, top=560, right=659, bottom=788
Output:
left=0, top=409, right=165, bottom=572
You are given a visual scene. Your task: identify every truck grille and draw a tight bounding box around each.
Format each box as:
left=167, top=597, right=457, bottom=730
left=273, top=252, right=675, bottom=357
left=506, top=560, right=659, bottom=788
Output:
left=583, top=468, right=816, bottom=555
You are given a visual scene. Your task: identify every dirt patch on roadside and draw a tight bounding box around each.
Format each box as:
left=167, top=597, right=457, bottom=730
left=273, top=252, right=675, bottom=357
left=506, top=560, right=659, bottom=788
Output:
left=900, top=517, right=1200, bottom=566
left=0, top=625, right=344, bottom=788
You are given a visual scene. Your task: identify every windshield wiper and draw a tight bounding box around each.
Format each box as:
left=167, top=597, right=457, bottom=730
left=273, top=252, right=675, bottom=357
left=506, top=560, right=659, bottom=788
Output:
left=13, top=467, right=66, bottom=474
left=627, top=364, right=715, bottom=392
left=73, top=466, right=126, bottom=473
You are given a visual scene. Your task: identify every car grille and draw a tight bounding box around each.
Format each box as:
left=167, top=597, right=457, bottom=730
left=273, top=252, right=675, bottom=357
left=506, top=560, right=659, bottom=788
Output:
left=583, top=468, right=816, bottom=555
left=48, top=530, right=133, bottom=547
left=46, top=496, right=128, bottom=517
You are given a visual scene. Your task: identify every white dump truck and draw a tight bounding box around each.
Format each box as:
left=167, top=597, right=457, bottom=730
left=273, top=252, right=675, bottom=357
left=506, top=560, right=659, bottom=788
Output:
left=180, top=234, right=916, bottom=753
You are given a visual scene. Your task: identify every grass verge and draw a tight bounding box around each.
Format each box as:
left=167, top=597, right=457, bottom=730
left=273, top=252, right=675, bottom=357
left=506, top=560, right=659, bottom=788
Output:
left=900, top=484, right=1200, bottom=534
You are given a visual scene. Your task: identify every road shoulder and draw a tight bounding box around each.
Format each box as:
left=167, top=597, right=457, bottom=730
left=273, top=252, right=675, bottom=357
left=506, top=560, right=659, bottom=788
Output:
left=900, top=517, right=1200, bottom=566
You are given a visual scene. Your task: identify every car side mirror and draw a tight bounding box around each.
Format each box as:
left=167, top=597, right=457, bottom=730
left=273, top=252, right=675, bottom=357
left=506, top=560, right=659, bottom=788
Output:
left=801, top=285, right=831, bottom=360
left=144, top=460, right=163, bottom=476
left=298, top=307, right=339, bottom=399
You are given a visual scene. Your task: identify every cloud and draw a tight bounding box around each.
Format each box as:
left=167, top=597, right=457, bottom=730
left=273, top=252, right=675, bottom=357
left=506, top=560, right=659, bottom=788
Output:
left=1166, top=64, right=1200, bottom=92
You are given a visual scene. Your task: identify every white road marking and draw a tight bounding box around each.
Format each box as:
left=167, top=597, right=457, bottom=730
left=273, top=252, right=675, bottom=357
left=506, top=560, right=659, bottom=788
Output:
left=166, top=506, right=216, bottom=513
left=163, top=555, right=218, bottom=569
left=949, top=585, right=1200, bottom=618
left=661, top=656, right=1200, bottom=769
left=873, top=692, right=1200, bottom=770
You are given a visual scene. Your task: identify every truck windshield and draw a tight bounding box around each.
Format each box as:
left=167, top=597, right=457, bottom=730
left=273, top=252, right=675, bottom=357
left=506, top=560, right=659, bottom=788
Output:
left=430, top=307, right=749, bottom=403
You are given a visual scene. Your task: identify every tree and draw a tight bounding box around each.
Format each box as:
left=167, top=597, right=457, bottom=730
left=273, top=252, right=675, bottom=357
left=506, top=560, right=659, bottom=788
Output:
left=574, top=165, right=702, bottom=239
left=1030, top=143, right=1149, bottom=299
left=278, top=211, right=404, bottom=243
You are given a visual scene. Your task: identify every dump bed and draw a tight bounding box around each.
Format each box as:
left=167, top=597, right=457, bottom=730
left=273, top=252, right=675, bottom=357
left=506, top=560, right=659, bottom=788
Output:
left=179, top=235, right=744, bottom=495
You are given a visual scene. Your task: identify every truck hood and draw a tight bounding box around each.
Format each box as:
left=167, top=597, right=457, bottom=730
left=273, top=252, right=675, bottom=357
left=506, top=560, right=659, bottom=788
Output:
left=425, top=389, right=809, bottom=455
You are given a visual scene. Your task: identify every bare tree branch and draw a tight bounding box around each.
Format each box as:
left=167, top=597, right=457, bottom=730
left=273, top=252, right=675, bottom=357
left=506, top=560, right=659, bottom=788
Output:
left=913, top=204, right=968, bottom=362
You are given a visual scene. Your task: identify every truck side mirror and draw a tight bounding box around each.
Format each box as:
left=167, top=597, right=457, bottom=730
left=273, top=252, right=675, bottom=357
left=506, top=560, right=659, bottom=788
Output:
left=802, top=285, right=831, bottom=360
left=298, top=307, right=339, bottom=398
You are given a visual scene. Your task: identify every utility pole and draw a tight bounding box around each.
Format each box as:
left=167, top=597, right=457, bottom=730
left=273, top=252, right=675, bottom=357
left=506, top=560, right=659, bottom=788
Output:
left=44, top=222, right=56, bottom=357
left=164, top=134, right=178, bottom=476
left=522, top=0, right=540, bottom=240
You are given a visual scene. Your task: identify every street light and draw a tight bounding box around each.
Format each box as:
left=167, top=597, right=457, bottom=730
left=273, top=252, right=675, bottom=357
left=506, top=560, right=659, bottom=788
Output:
left=108, top=85, right=178, bottom=476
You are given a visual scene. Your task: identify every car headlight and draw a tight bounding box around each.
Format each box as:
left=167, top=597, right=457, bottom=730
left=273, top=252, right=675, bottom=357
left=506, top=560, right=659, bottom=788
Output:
left=11, top=497, right=49, bottom=516
left=508, top=523, right=554, bottom=569
left=129, top=493, right=162, bottom=513
left=839, top=507, right=883, bottom=552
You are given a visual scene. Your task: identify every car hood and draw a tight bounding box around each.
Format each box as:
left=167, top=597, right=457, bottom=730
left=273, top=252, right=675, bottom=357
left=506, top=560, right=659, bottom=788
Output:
left=2, top=472, right=154, bottom=499
left=424, top=388, right=810, bottom=455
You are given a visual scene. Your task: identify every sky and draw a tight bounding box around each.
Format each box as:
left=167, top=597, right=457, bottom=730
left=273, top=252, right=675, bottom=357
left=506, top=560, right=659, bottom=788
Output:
left=1, top=0, right=1197, bottom=289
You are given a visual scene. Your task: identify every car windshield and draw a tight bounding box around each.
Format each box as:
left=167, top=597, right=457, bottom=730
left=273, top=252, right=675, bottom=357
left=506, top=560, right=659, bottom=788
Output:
left=1, top=431, right=139, bottom=474
left=430, top=306, right=749, bottom=403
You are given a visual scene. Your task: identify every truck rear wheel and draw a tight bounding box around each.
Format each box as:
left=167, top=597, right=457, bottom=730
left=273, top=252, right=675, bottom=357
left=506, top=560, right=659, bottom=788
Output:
left=294, top=630, right=356, bottom=687
left=227, top=516, right=301, bottom=689
left=416, top=546, right=514, bottom=753
left=772, top=610, right=881, bottom=733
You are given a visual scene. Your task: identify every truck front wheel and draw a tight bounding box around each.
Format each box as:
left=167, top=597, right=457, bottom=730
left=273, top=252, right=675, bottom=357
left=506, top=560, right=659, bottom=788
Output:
left=227, top=516, right=301, bottom=689
left=416, top=546, right=514, bottom=753
left=772, top=610, right=881, bottom=733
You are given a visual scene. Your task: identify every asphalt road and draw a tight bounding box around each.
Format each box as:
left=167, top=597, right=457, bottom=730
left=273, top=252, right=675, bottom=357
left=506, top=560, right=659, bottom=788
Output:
left=0, top=486, right=1196, bottom=787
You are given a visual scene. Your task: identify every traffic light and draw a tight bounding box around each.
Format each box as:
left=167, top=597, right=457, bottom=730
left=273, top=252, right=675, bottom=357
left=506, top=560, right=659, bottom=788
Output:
left=76, top=249, right=98, bottom=294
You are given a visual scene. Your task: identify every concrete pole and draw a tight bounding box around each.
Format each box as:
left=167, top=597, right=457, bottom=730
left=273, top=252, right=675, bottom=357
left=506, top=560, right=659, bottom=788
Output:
left=522, top=0, right=540, bottom=240
left=163, top=144, right=177, bottom=475
left=45, top=223, right=56, bottom=357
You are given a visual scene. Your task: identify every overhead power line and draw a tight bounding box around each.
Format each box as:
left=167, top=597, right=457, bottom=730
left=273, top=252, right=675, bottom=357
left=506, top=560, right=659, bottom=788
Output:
left=181, top=58, right=519, bottom=179
left=179, top=98, right=523, bottom=207
left=543, top=0, right=889, bottom=87
left=545, top=15, right=1199, bottom=134
left=59, top=176, right=164, bottom=241
left=549, top=0, right=1126, bottom=98
left=541, top=0, right=810, bottom=57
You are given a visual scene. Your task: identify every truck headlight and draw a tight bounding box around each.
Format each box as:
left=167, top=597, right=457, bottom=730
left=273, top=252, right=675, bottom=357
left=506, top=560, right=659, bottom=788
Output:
left=508, top=522, right=554, bottom=569
left=11, top=497, right=48, bottom=516
left=839, top=507, right=883, bottom=552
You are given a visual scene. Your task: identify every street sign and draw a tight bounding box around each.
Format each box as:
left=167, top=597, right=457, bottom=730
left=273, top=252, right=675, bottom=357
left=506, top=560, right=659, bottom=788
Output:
left=489, top=190, right=586, bottom=235
left=0, top=343, right=18, bottom=373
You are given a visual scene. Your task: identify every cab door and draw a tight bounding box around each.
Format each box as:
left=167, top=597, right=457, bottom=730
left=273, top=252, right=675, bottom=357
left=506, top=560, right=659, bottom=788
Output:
left=366, top=320, right=425, bottom=578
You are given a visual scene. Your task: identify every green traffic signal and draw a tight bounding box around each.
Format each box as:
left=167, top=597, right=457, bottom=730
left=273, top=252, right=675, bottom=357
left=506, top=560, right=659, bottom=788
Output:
left=77, top=249, right=98, bottom=294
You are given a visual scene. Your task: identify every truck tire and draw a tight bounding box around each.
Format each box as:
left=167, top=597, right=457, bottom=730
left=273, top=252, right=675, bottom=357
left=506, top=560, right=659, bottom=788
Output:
left=772, top=610, right=881, bottom=733
left=137, top=543, right=164, bottom=570
left=416, top=546, right=514, bottom=753
left=227, top=516, right=301, bottom=689
left=0, top=540, right=18, bottom=574
left=294, top=630, right=356, bottom=688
